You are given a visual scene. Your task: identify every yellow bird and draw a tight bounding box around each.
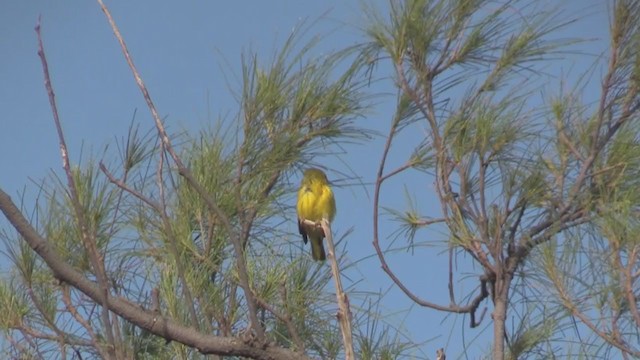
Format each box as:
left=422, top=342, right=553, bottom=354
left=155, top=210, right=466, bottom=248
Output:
left=296, top=168, right=336, bottom=261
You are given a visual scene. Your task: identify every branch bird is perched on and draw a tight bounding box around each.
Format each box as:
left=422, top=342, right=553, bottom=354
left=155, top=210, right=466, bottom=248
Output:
left=296, top=168, right=336, bottom=261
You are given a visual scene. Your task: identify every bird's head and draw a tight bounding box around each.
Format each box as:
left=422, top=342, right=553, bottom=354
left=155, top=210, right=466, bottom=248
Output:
left=302, top=168, right=330, bottom=187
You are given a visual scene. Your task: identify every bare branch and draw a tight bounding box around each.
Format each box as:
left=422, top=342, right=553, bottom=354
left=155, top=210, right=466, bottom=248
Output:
left=96, top=0, right=264, bottom=340
left=35, top=18, right=117, bottom=357
left=322, top=218, right=355, bottom=360
left=99, top=162, right=160, bottom=211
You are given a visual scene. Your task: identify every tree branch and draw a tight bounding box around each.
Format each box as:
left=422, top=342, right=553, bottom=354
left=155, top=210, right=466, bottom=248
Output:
left=321, top=218, right=355, bottom=360
left=0, top=189, right=309, bottom=360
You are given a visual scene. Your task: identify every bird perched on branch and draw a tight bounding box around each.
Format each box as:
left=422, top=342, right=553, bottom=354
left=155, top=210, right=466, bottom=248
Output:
left=296, top=168, right=336, bottom=261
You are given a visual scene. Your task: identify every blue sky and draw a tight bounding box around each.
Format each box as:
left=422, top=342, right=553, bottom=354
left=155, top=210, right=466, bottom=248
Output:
left=1, top=1, right=611, bottom=358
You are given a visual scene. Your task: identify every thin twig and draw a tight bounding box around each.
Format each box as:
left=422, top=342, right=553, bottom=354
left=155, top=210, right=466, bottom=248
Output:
left=25, top=286, right=66, bottom=345
left=448, top=247, right=456, bottom=304
left=624, top=246, right=640, bottom=328
left=35, top=18, right=117, bottom=358
left=96, top=0, right=264, bottom=340
left=103, top=142, right=199, bottom=330
left=157, top=144, right=200, bottom=328
left=552, top=267, right=640, bottom=357
left=17, top=325, right=93, bottom=347
left=99, top=163, right=161, bottom=210
left=103, top=158, right=200, bottom=324
left=62, top=285, right=107, bottom=358
left=253, top=290, right=305, bottom=352
left=370, top=84, right=488, bottom=319
left=278, top=282, right=305, bottom=352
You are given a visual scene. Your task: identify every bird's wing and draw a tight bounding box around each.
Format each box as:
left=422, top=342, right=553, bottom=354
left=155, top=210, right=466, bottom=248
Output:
left=298, top=217, right=309, bottom=244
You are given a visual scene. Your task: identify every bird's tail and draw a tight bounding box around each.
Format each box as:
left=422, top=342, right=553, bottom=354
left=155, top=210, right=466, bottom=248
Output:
left=310, top=235, right=326, bottom=261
